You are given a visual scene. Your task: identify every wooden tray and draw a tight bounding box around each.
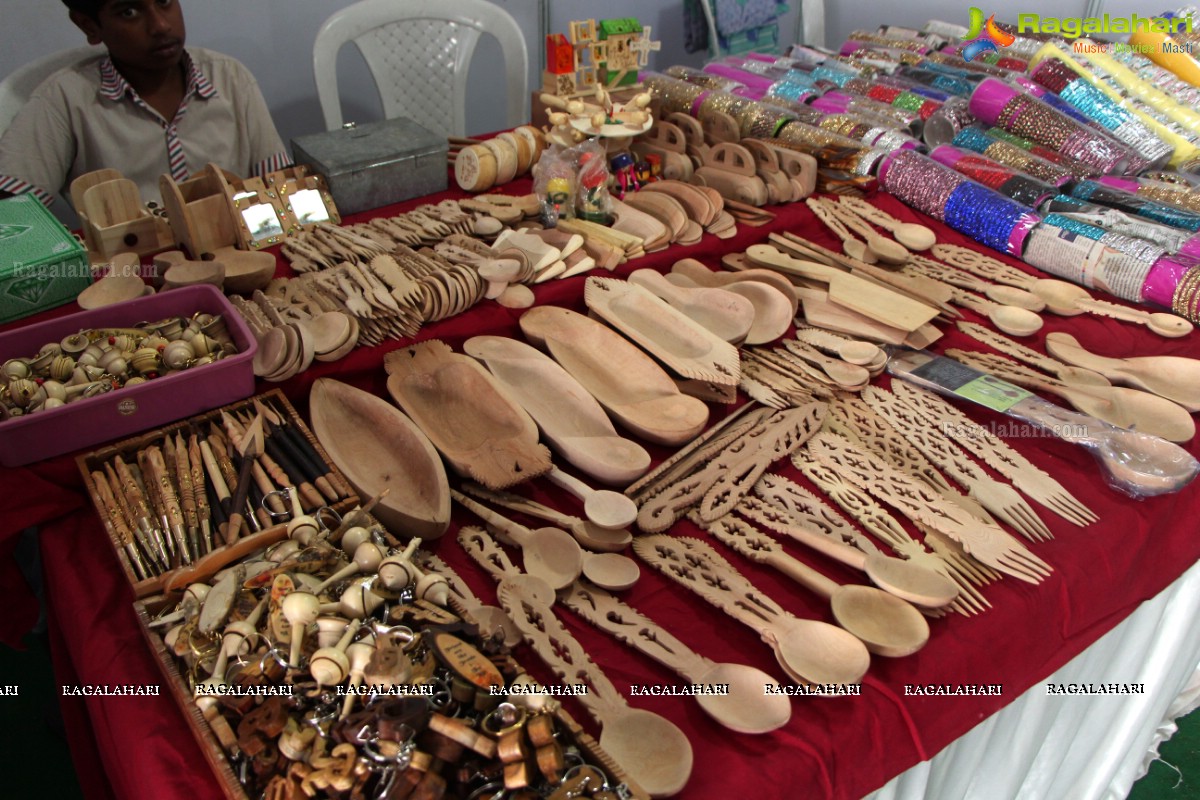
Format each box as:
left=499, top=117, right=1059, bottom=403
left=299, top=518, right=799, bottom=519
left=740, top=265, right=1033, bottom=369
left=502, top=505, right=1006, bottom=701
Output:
left=77, top=390, right=359, bottom=598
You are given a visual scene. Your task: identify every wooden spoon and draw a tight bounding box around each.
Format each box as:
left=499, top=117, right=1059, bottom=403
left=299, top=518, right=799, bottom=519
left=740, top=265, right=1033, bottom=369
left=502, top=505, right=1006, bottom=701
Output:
left=671, top=257, right=799, bottom=316
left=990, top=305, right=1044, bottom=337
left=1030, top=280, right=1090, bottom=316
left=782, top=340, right=871, bottom=389
left=890, top=349, right=1200, bottom=497
left=457, top=482, right=632, bottom=553
left=628, top=268, right=755, bottom=343
left=463, top=335, right=651, bottom=486
left=667, top=270, right=793, bottom=344
left=843, top=238, right=876, bottom=263
left=497, top=578, right=693, bottom=798
left=739, top=508, right=960, bottom=608
left=864, top=235, right=910, bottom=265
left=546, top=466, right=638, bottom=530
left=1074, top=298, right=1194, bottom=339
left=893, top=223, right=937, bottom=251
left=705, top=516, right=928, bottom=656
left=836, top=197, right=937, bottom=251
left=560, top=581, right=791, bottom=734
left=954, top=349, right=1196, bottom=442
left=580, top=552, right=641, bottom=591
left=1045, top=332, right=1200, bottom=412
left=634, top=536, right=871, bottom=686
left=985, top=284, right=1046, bottom=312
left=838, top=340, right=884, bottom=366
left=453, top=490, right=582, bottom=590
left=1032, top=281, right=1188, bottom=336
left=303, top=311, right=353, bottom=356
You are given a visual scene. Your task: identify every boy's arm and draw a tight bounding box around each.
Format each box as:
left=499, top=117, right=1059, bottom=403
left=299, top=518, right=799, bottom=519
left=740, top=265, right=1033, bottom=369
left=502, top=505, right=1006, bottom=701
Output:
left=0, top=83, right=77, bottom=207
left=235, top=67, right=291, bottom=178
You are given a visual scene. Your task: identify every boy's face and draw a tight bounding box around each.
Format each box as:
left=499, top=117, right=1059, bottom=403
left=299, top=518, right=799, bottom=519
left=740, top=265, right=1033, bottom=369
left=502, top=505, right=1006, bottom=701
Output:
left=71, top=0, right=187, bottom=73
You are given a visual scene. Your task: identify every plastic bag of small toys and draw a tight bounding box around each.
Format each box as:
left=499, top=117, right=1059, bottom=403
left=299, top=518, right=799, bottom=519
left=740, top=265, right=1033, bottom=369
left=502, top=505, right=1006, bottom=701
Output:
left=575, top=139, right=613, bottom=224
left=532, top=144, right=577, bottom=227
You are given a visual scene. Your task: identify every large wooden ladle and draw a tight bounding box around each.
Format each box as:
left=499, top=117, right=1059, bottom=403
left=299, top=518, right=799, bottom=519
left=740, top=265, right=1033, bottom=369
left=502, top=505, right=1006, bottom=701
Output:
left=560, top=581, right=791, bottom=734
left=1045, top=331, right=1200, bottom=412
left=705, top=516, right=929, bottom=656
left=737, top=508, right=960, bottom=609
left=497, top=578, right=693, bottom=798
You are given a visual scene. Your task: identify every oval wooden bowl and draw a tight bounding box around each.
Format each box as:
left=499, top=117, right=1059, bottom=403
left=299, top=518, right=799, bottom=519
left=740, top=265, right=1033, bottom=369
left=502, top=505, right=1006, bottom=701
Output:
left=384, top=340, right=553, bottom=489
left=464, top=335, right=651, bottom=486
left=310, top=378, right=450, bottom=539
left=519, top=307, right=710, bottom=446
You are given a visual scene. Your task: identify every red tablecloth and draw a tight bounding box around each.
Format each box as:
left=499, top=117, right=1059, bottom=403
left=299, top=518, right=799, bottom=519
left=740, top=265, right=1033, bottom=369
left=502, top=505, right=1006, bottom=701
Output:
left=4, top=182, right=1200, bottom=800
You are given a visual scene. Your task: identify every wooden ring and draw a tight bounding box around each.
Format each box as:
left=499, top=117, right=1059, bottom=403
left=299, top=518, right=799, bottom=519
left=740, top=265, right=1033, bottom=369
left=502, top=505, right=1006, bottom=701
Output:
left=454, top=144, right=497, bottom=193
left=515, top=125, right=547, bottom=169
left=497, top=132, right=532, bottom=175
left=482, top=138, right=519, bottom=185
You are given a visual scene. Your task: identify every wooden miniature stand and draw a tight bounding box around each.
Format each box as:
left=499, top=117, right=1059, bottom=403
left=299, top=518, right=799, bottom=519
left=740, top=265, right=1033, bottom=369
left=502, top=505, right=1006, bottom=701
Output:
left=162, top=164, right=342, bottom=257
left=70, top=170, right=174, bottom=262
left=159, top=164, right=243, bottom=259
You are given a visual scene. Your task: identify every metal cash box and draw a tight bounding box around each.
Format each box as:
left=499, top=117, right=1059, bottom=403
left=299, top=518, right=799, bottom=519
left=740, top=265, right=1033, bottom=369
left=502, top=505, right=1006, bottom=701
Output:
left=290, top=118, right=447, bottom=215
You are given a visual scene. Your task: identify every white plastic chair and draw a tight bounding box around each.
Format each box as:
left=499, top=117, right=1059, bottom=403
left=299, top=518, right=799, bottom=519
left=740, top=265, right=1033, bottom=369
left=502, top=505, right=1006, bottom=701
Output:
left=0, top=46, right=99, bottom=225
left=313, top=0, right=529, bottom=137
left=0, top=46, right=100, bottom=138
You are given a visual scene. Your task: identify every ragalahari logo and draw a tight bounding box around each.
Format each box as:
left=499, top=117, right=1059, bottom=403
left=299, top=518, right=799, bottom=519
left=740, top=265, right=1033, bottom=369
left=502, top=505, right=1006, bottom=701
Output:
left=961, top=7, right=1016, bottom=61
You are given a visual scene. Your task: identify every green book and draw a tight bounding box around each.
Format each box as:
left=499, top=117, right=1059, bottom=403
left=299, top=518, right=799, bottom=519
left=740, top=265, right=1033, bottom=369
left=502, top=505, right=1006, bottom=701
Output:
left=0, top=195, right=91, bottom=323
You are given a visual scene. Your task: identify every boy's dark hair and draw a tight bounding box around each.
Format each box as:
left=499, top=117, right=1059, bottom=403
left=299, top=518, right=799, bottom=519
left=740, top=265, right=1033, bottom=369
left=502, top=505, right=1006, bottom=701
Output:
left=61, top=0, right=105, bottom=19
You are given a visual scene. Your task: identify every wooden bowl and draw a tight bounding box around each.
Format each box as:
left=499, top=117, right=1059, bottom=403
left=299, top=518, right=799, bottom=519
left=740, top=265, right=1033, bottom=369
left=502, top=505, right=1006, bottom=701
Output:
left=311, top=378, right=451, bottom=539
left=163, top=260, right=225, bottom=291
left=213, top=247, right=276, bottom=294
left=77, top=276, right=148, bottom=310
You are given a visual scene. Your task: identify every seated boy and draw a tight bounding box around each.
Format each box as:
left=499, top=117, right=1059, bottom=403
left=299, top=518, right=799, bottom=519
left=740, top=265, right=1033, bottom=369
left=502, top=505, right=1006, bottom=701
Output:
left=0, top=0, right=291, bottom=208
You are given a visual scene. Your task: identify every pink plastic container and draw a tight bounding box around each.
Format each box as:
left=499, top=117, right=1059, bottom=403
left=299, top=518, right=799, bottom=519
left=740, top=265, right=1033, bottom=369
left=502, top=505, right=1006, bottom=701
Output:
left=0, top=285, right=257, bottom=467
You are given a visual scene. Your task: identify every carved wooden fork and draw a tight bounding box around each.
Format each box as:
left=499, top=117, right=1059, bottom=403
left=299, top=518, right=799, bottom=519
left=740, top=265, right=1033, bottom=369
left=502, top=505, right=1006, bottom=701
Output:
left=805, top=431, right=1053, bottom=584
left=863, top=386, right=1053, bottom=542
